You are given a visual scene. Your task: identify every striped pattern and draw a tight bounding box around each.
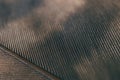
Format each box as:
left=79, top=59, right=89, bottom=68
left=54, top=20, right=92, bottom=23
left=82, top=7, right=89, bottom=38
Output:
left=0, top=46, right=58, bottom=80
left=0, top=0, right=120, bottom=80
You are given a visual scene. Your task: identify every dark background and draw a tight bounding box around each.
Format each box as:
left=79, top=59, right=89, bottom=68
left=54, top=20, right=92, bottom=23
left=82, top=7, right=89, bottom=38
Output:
left=0, top=0, right=120, bottom=80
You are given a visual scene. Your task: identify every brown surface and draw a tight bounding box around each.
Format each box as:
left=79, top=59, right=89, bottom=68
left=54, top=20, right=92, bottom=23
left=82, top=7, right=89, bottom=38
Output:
left=0, top=47, right=59, bottom=80
left=0, top=0, right=120, bottom=80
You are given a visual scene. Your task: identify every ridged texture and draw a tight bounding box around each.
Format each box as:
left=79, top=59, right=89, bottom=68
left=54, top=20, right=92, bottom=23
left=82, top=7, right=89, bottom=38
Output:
left=0, top=47, right=58, bottom=80
left=0, top=0, right=120, bottom=80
